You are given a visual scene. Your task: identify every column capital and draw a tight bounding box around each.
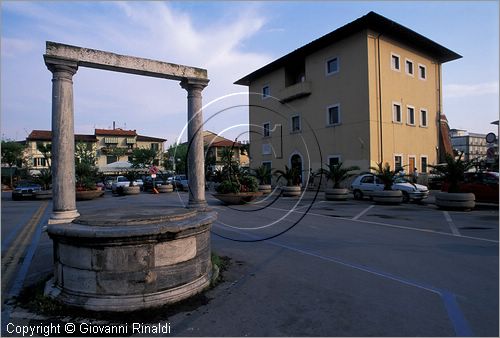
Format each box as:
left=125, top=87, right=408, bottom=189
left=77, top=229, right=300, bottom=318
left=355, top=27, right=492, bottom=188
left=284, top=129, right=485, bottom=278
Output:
left=180, top=77, right=209, bottom=91
left=44, top=55, right=78, bottom=76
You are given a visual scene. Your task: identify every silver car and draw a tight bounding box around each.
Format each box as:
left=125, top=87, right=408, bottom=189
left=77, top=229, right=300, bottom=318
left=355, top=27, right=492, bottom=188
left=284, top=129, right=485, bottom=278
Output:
left=351, top=174, right=429, bottom=202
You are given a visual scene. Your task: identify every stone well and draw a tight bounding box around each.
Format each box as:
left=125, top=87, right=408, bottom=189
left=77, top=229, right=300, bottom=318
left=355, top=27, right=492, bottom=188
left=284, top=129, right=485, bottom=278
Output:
left=45, top=207, right=216, bottom=312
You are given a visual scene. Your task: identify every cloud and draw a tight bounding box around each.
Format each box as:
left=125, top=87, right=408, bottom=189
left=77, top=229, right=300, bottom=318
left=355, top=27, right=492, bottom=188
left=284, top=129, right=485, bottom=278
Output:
left=0, top=37, right=36, bottom=57
left=444, top=82, right=499, bottom=98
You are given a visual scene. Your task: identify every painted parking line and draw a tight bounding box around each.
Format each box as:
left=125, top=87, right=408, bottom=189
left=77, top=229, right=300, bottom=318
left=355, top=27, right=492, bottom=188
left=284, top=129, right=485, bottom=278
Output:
left=443, top=211, right=461, bottom=236
left=352, top=205, right=375, bottom=220
left=266, top=206, right=498, bottom=244
left=214, top=223, right=474, bottom=336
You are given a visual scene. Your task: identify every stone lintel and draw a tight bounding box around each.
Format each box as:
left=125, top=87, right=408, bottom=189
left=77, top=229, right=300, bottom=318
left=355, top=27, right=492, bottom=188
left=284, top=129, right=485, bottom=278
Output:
left=45, top=41, right=207, bottom=81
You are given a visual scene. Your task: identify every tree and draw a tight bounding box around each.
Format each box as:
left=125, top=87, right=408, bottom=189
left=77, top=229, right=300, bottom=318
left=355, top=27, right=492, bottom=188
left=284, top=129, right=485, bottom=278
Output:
left=36, top=142, right=52, bottom=170
left=75, top=143, right=98, bottom=190
left=370, top=162, right=400, bottom=191
left=165, top=143, right=188, bottom=174
left=319, top=162, right=360, bottom=188
left=252, top=164, right=272, bottom=185
left=1, top=140, right=25, bottom=187
left=274, top=165, right=300, bottom=186
left=130, top=148, right=158, bottom=169
left=429, top=153, right=474, bottom=193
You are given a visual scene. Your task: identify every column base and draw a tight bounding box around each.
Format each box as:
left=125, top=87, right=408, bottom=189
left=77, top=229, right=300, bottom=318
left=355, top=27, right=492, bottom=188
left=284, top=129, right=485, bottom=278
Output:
left=187, top=200, right=208, bottom=210
left=48, top=210, right=80, bottom=225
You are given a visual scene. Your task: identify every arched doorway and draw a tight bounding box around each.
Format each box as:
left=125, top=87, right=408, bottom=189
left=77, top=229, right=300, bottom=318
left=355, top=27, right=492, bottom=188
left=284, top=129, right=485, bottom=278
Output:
left=290, top=153, right=303, bottom=186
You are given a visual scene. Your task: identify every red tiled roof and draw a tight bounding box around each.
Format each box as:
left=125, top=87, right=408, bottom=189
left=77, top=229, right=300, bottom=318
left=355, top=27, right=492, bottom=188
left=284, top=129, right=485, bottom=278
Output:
left=210, top=140, right=242, bottom=148
left=137, top=135, right=166, bottom=142
left=95, top=128, right=137, bottom=136
left=27, top=130, right=97, bottom=142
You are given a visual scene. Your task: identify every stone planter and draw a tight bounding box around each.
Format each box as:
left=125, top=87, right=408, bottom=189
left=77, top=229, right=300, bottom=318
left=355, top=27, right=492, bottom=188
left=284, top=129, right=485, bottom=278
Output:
left=258, top=184, right=272, bottom=194
left=45, top=207, right=217, bottom=312
left=35, top=190, right=52, bottom=200
left=325, top=188, right=349, bottom=201
left=76, top=189, right=104, bottom=201
left=157, top=184, right=174, bottom=193
left=371, top=190, right=403, bottom=204
left=212, top=192, right=263, bottom=205
left=281, top=186, right=301, bottom=197
left=435, top=192, right=475, bottom=211
left=123, top=186, right=141, bottom=195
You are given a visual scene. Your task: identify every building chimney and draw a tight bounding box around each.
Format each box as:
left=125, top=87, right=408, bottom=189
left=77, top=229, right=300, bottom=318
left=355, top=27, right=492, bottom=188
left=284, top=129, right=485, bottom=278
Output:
left=113, top=121, right=115, bottom=130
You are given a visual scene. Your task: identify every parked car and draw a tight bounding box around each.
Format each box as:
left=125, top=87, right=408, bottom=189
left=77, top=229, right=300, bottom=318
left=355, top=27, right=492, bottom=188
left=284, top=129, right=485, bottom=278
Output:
left=104, top=178, right=114, bottom=190
left=442, top=171, right=499, bottom=204
left=133, top=179, right=144, bottom=190
left=143, top=176, right=165, bottom=191
left=172, top=175, right=189, bottom=191
left=351, top=174, right=429, bottom=202
left=12, top=181, right=42, bottom=200
left=111, top=176, right=130, bottom=193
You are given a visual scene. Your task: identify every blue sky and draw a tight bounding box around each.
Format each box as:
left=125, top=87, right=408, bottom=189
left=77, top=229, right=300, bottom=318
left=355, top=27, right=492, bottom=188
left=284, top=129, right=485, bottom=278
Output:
left=1, top=1, right=498, bottom=145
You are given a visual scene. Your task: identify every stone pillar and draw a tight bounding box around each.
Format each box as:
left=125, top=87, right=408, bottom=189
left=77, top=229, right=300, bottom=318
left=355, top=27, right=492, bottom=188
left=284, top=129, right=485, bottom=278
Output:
left=180, top=78, right=209, bottom=209
left=45, top=59, right=80, bottom=224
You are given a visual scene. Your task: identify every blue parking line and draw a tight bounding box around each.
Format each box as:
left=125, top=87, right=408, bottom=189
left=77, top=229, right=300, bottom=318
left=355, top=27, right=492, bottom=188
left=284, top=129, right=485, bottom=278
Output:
left=214, top=222, right=475, bottom=336
left=8, top=203, right=51, bottom=298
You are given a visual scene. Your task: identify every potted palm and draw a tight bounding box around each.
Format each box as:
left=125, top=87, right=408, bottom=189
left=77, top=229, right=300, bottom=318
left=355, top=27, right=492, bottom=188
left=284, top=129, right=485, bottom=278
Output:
left=75, top=143, right=104, bottom=201
left=253, top=164, right=272, bottom=194
left=123, top=171, right=141, bottom=195
left=369, top=162, right=403, bottom=204
left=212, top=148, right=262, bottom=205
left=319, top=162, right=360, bottom=201
left=274, top=165, right=301, bottom=197
left=430, top=153, right=475, bottom=210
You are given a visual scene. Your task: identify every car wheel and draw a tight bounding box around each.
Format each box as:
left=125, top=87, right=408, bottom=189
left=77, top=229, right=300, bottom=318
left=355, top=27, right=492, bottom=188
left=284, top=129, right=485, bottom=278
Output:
left=353, top=190, right=363, bottom=200
left=402, top=191, right=410, bottom=203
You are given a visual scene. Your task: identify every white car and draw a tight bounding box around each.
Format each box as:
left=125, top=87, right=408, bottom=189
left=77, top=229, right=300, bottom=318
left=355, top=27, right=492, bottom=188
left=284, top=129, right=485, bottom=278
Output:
left=351, top=174, right=429, bottom=202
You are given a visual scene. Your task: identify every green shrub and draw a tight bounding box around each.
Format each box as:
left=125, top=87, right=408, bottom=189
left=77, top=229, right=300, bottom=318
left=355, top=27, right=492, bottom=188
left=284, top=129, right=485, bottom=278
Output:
left=240, top=175, right=258, bottom=192
left=216, top=180, right=240, bottom=194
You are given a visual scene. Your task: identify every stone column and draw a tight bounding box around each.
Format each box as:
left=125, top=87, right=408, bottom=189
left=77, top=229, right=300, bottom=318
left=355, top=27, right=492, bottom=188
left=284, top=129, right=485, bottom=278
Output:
left=45, top=59, right=80, bottom=224
left=180, top=78, right=209, bottom=209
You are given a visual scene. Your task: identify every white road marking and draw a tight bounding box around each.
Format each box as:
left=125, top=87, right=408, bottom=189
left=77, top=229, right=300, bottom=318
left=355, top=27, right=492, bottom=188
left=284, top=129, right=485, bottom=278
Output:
left=352, top=205, right=375, bottom=220
left=443, top=211, right=461, bottom=236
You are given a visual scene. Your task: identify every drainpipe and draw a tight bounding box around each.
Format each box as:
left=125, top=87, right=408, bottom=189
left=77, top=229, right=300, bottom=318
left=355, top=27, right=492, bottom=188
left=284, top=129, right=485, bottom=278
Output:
left=377, top=33, right=384, bottom=162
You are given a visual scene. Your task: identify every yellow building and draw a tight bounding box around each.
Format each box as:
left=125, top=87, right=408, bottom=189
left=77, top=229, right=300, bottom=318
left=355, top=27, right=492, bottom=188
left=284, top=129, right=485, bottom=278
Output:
left=235, top=11, right=460, bottom=184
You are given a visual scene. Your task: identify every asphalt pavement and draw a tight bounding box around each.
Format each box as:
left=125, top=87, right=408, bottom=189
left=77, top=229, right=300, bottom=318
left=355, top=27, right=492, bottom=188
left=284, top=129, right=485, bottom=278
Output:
left=1, top=189, right=498, bottom=336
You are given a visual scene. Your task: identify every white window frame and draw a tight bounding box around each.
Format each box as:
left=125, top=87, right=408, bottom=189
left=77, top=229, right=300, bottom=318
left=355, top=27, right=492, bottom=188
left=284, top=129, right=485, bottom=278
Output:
left=418, top=64, right=427, bottom=80
left=327, top=155, right=341, bottom=167
left=406, top=105, right=416, bottom=126
left=263, top=122, right=271, bottom=137
left=405, top=58, right=414, bottom=76
left=291, top=114, right=301, bottom=133
left=391, top=53, right=401, bottom=71
left=394, top=154, right=404, bottom=171
left=420, top=155, right=428, bottom=173
left=262, top=143, right=272, bottom=155
left=326, top=104, right=341, bottom=126
left=326, top=56, right=340, bottom=76
left=420, top=108, right=428, bottom=127
left=408, top=155, right=417, bottom=172
left=392, top=102, right=402, bottom=123
left=262, top=85, right=270, bottom=99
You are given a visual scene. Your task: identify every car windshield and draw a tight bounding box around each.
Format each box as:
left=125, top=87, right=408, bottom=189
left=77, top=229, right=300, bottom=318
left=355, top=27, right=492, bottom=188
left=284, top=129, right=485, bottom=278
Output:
left=394, top=177, right=411, bottom=184
left=16, top=182, right=37, bottom=188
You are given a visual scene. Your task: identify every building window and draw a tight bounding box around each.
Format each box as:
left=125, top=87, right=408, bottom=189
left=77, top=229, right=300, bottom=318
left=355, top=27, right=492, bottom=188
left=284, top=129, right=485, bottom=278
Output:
left=420, top=109, right=428, bottom=127
left=328, top=156, right=341, bottom=167
left=291, top=115, right=301, bottom=132
left=262, top=143, right=272, bottom=155
left=106, top=155, right=117, bottom=164
left=394, top=155, right=403, bottom=171
left=393, top=103, right=402, bottom=123
left=262, top=161, right=272, bottom=184
left=263, top=122, right=270, bottom=137
left=327, top=104, right=341, bottom=126
left=419, top=64, right=427, bottom=80
left=262, top=85, right=270, bottom=99
left=151, top=143, right=159, bottom=151
left=326, top=57, right=339, bottom=75
left=405, top=59, right=414, bottom=76
left=391, top=53, right=400, bottom=71
left=421, top=156, right=428, bottom=173
left=407, top=106, right=415, bottom=125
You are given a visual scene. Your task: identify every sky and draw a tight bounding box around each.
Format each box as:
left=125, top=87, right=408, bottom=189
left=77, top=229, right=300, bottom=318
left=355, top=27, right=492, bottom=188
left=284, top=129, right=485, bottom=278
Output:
left=1, top=1, right=499, bottom=146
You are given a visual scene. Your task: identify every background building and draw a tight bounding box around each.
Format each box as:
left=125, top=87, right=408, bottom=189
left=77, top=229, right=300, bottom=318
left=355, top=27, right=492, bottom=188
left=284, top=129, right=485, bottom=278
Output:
left=450, top=129, right=491, bottom=162
left=235, top=11, right=460, bottom=184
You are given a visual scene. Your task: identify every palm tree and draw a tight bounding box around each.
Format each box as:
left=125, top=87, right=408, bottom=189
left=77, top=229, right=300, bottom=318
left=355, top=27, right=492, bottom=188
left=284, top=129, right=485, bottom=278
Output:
left=252, top=165, right=272, bottom=185
left=319, top=162, right=360, bottom=188
left=370, top=162, right=399, bottom=191
left=274, top=165, right=300, bottom=186
left=429, top=153, right=473, bottom=193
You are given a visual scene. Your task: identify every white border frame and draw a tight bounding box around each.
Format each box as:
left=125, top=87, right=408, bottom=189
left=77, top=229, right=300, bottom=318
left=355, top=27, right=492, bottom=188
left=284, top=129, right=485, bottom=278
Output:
left=262, top=143, right=272, bottom=155
left=405, top=58, right=414, bottom=76
left=262, top=121, right=271, bottom=138
left=406, top=105, right=416, bottom=126
left=418, top=63, right=427, bottom=80
left=408, top=155, right=417, bottom=172
left=420, top=108, right=428, bottom=127
left=262, top=84, right=270, bottom=99
left=420, top=155, right=428, bottom=173
left=327, top=155, right=342, bottom=166
left=391, top=53, right=401, bottom=72
left=290, top=114, right=301, bottom=133
left=394, top=153, right=404, bottom=171
left=392, top=101, right=403, bottom=124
